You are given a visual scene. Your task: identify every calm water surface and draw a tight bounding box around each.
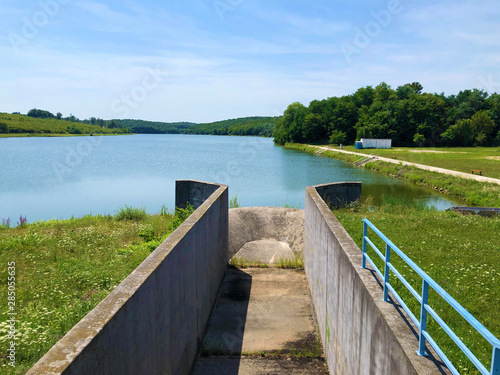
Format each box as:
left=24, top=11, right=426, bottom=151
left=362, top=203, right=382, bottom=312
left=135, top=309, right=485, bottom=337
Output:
left=0, top=134, right=459, bottom=223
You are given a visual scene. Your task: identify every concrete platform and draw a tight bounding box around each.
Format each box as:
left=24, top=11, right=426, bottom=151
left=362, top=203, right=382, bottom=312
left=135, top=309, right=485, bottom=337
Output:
left=192, top=267, right=328, bottom=374
left=193, top=357, right=328, bottom=374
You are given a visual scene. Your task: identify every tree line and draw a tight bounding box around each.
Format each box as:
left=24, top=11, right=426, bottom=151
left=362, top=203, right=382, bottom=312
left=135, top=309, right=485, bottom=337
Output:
left=23, top=109, right=276, bottom=137
left=273, top=82, right=500, bottom=147
left=183, top=117, right=276, bottom=137
left=26, top=108, right=121, bottom=129
left=0, top=113, right=130, bottom=135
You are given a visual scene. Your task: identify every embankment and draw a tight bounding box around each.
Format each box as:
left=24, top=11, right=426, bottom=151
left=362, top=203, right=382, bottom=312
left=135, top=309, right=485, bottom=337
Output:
left=285, top=143, right=500, bottom=207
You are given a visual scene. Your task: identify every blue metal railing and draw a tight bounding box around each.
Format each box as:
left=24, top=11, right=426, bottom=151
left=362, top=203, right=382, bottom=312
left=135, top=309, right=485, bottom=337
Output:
left=362, top=218, right=500, bottom=375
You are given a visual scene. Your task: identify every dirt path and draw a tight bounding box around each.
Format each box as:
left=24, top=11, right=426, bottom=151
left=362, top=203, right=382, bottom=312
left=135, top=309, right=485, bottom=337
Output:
left=313, top=146, right=500, bottom=186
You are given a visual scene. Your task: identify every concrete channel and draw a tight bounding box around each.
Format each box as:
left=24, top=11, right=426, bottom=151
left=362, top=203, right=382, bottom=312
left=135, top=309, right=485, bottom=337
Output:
left=27, top=180, right=451, bottom=375
left=193, top=207, right=329, bottom=374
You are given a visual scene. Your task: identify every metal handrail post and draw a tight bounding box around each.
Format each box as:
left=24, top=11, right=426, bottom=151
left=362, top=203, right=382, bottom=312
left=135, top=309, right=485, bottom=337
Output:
left=383, top=243, right=390, bottom=302
left=491, top=346, right=500, bottom=375
left=418, top=279, right=429, bottom=357
left=362, top=221, right=367, bottom=269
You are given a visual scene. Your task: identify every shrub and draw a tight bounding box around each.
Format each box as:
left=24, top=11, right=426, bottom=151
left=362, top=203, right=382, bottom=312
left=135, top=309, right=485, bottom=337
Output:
left=114, top=205, right=147, bottom=221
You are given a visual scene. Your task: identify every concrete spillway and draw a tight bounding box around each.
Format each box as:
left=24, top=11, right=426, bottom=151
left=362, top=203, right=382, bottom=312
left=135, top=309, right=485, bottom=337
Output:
left=193, top=207, right=328, bottom=374
left=27, top=180, right=449, bottom=375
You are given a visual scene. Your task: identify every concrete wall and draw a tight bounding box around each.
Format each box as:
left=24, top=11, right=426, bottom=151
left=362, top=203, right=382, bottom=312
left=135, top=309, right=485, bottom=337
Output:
left=304, top=183, right=446, bottom=375
left=28, top=181, right=228, bottom=375
left=228, top=207, right=304, bottom=258
left=314, top=182, right=362, bottom=209
left=176, top=180, right=220, bottom=209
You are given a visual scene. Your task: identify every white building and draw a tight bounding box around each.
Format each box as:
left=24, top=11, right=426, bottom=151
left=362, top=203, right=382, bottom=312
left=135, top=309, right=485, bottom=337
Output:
left=357, top=139, right=392, bottom=149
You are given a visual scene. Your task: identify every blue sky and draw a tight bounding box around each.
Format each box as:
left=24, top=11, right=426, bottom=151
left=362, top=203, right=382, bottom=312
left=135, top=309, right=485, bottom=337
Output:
left=1, top=0, right=499, bottom=123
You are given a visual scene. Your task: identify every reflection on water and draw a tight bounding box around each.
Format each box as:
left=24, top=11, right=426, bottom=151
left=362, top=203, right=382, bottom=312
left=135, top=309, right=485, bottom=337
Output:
left=0, top=135, right=460, bottom=223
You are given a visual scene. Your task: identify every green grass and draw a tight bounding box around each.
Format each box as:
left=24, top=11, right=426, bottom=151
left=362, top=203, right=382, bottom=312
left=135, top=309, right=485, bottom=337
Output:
left=0, top=113, right=130, bottom=136
left=0, top=205, right=193, bottom=374
left=114, top=205, right=147, bottom=221
left=275, top=255, right=304, bottom=270
left=229, top=195, right=241, bottom=209
left=282, top=202, right=302, bottom=209
left=339, top=145, right=500, bottom=179
left=203, top=335, right=323, bottom=359
left=229, top=257, right=269, bottom=268
left=229, top=255, right=304, bottom=270
left=334, top=197, right=500, bottom=375
left=285, top=143, right=500, bottom=207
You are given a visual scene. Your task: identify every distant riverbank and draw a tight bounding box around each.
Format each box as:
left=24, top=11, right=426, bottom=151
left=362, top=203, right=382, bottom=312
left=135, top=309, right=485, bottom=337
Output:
left=0, top=133, right=135, bottom=138
left=284, top=143, right=500, bottom=207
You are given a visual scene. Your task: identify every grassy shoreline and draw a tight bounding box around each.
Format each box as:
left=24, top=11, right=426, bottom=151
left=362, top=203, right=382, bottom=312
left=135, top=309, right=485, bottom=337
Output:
left=0, top=133, right=135, bottom=138
left=339, top=145, right=500, bottom=179
left=0, top=205, right=192, bottom=374
left=284, top=143, right=500, bottom=207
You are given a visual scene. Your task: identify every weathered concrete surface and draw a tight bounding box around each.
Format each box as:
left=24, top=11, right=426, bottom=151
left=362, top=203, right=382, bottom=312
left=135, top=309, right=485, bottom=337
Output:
left=305, top=183, right=450, bottom=375
left=176, top=179, right=220, bottom=209
left=192, top=267, right=328, bottom=374
left=228, top=207, right=304, bottom=259
left=314, top=181, right=362, bottom=208
left=194, top=357, right=328, bottom=374
left=233, top=239, right=295, bottom=264
left=27, top=181, right=228, bottom=375
left=200, top=268, right=317, bottom=353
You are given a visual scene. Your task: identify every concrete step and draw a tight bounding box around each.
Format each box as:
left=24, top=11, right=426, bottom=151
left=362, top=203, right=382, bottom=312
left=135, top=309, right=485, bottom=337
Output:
left=192, top=267, right=328, bottom=375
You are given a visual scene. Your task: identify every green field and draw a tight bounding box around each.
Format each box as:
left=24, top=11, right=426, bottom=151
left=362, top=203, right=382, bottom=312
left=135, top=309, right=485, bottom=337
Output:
left=339, top=145, right=500, bottom=179
left=335, top=198, right=500, bottom=375
left=0, top=113, right=130, bottom=136
left=0, top=205, right=192, bottom=374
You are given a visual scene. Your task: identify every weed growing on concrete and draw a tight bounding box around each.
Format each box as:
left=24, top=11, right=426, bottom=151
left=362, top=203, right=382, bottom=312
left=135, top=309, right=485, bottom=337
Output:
left=229, top=257, right=269, bottom=268
left=283, top=202, right=301, bottom=209
left=275, top=255, right=304, bottom=270
left=229, top=195, right=241, bottom=208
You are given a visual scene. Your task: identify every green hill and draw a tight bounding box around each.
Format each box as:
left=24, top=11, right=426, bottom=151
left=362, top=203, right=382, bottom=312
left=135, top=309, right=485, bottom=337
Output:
left=0, top=111, right=278, bottom=138
left=112, top=116, right=277, bottom=137
left=0, top=113, right=131, bottom=136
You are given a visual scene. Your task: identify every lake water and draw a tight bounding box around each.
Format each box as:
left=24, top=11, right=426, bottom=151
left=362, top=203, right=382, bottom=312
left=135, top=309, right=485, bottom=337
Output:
left=0, top=134, right=459, bottom=223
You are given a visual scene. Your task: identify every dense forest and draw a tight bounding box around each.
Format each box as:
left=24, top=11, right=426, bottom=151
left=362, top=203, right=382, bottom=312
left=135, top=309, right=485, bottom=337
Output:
left=113, top=116, right=276, bottom=136
left=183, top=117, right=276, bottom=136
left=273, top=82, right=500, bottom=147
left=111, top=119, right=196, bottom=134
